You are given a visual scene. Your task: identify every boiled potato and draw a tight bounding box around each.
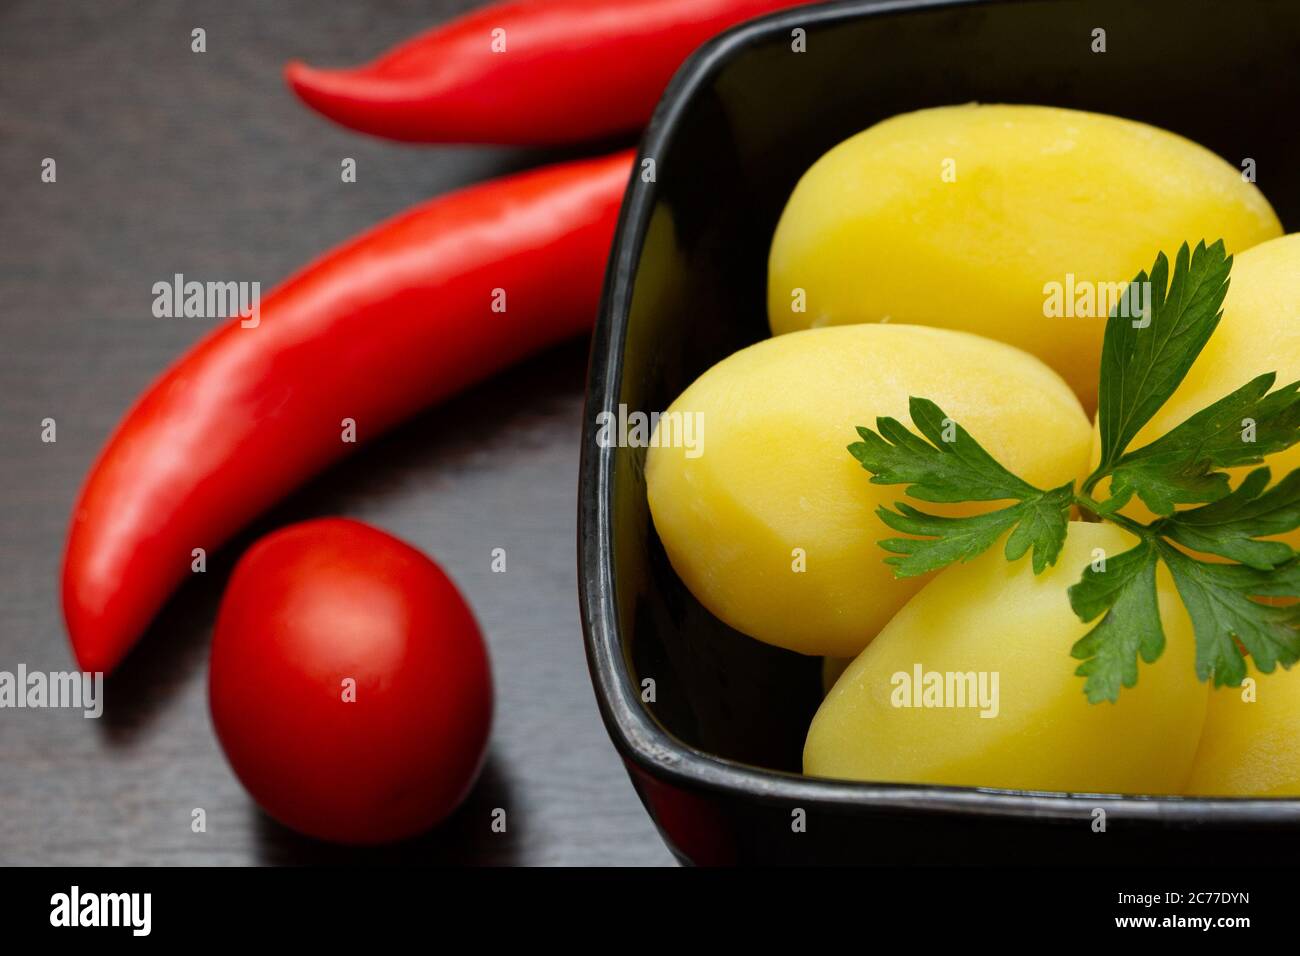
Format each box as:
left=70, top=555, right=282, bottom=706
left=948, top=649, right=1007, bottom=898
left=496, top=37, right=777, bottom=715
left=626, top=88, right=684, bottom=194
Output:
left=646, top=324, right=1091, bottom=658
left=804, top=522, right=1207, bottom=793
left=1087, top=234, right=1300, bottom=545
left=822, top=657, right=851, bottom=695
left=1184, top=666, right=1300, bottom=796
left=769, top=104, right=1282, bottom=410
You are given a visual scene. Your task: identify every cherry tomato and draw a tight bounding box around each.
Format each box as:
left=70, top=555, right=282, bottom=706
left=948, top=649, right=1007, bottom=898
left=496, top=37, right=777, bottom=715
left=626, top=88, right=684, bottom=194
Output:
left=209, top=517, right=492, bottom=844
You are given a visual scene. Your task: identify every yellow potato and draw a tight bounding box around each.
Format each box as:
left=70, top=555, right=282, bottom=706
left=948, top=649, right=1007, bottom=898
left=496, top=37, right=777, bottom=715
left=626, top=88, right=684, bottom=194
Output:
left=805, top=522, right=1207, bottom=793
left=1087, top=234, right=1300, bottom=546
left=768, top=104, right=1282, bottom=410
left=822, top=657, right=851, bottom=695
left=1185, top=666, right=1300, bottom=796
left=646, top=324, right=1091, bottom=658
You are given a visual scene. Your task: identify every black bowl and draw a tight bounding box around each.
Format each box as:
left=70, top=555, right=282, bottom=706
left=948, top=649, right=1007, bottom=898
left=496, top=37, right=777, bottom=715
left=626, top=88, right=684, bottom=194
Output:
left=578, top=0, right=1300, bottom=865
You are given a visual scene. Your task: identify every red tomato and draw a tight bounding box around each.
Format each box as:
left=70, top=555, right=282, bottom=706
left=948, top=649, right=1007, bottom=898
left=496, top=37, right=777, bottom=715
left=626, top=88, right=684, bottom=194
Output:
left=209, top=517, right=492, bottom=844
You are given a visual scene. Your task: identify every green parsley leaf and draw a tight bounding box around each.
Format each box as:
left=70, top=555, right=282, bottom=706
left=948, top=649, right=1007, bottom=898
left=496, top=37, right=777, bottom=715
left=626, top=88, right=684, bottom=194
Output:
left=1068, top=539, right=1164, bottom=704
left=877, top=484, right=1072, bottom=578
left=1156, top=467, right=1300, bottom=570
left=1089, top=241, right=1232, bottom=488
left=847, top=241, right=1300, bottom=703
left=1003, top=484, right=1074, bottom=571
left=850, top=397, right=1042, bottom=502
left=1158, top=542, right=1300, bottom=688
left=1237, top=555, right=1300, bottom=598
left=1102, top=373, right=1300, bottom=515
left=876, top=502, right=1025, bottom=578
left=850, top=397, right=1073, bottom=577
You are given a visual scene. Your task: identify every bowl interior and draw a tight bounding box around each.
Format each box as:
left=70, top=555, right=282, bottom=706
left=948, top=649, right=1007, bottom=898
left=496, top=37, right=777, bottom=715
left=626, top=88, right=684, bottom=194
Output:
left=607, top=0, right=1300, bottom=776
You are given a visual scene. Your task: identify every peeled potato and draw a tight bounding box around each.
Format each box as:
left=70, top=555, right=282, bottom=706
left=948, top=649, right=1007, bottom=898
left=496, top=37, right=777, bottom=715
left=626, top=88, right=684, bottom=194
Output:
left=1184, top=666, right=1300, bottom=796
left=822, top=657, right=851, bottom=695
left=1087, top=234, right=1300, bottom=545
left=804, top=522, right=1207, bottom=793
left=768, top=104, right=1282, bottom=410
left=646, top=324, right=1091, bottom=658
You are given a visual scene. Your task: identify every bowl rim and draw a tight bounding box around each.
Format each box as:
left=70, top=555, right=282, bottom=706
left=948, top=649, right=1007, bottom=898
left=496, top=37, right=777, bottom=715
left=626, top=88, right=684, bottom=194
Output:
left=577, top=0, right=1300, bottom=825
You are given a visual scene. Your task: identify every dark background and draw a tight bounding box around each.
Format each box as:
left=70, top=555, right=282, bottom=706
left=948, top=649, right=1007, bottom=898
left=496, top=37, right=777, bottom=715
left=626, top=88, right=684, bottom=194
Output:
left=0, top=0, right=671, bottom=865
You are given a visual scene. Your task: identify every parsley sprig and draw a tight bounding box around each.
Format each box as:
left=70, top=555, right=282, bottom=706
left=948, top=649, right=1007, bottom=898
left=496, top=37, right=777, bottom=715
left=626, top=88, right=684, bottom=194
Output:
left=849, top=240, right=1300, bottom=702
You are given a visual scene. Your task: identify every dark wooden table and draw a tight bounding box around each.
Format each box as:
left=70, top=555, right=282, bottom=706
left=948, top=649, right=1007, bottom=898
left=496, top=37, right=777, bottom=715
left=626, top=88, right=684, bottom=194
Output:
left=0, top=0, right=671, bottom=865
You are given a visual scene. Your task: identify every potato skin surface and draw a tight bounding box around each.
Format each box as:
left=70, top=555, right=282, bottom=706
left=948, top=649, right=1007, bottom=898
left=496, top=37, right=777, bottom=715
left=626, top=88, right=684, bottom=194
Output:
left=769, top=104, right=1282, bottom=410
left=1185, top=665, right=1300, bottom=796
left=804, top=522, right=1208, bottom=794
left=646, top=323, right=1091, bottom=658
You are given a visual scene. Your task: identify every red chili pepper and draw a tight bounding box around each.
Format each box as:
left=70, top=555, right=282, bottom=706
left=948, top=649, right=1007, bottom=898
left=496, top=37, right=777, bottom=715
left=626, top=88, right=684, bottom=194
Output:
left=285, top=0, right=810, bottom=144
left=63, top=150, right=633, bottom=674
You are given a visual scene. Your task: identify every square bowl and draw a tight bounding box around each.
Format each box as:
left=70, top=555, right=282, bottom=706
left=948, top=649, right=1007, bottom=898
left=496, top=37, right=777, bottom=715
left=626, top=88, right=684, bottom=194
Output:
left=578, top=0, right=1300, bottom=865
